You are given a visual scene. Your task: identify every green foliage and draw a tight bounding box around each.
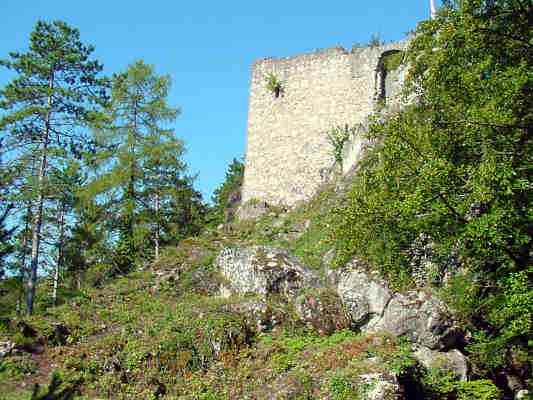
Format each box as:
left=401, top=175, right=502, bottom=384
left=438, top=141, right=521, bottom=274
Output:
left=329, top=374, right=359, bottom=400
left=88, top=60, right=204, bottom=268
left=383, top=338, right=416, bottom=375
left=455, top=380, right=502, bottom=400
left=0, top=204, right=14, bottom=278
left=333, top=0, right=532, bottom=371
left=30, top=371, right=82, bottom=400
left=381, top=51, right=404, bottom=73
left=418, top=367, right=501, bottom=400
left=266, top=73, right=283, bottom=97
left=0, top=19, right=108, bottom=314
left=210, top=158, right=244, bottom=225
left=327, top=124, right=356, bottom=165
left=0, top=356, right=37, bottom=380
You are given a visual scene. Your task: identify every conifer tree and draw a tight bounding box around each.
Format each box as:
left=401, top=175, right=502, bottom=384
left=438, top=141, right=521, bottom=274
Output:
left=0, top=20, right=107, bottom=314
left=91, top=60, right=188, bottom=266
left=210, top=158, right=244, bottom=224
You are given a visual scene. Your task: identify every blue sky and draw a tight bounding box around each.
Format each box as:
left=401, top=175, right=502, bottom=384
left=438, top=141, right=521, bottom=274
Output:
left=0, top=0, right=436, bottom=201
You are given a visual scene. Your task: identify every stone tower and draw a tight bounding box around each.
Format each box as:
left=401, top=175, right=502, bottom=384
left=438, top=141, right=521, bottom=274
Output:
left=240, top=41, right=408, bottom=208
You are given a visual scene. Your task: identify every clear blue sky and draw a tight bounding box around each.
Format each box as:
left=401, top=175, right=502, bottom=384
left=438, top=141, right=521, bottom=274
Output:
left=0, top=0, right=436, bottom=201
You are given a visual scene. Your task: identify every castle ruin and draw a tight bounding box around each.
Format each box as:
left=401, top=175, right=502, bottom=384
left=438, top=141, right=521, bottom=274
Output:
left=240, top=40, right=409, bottom=207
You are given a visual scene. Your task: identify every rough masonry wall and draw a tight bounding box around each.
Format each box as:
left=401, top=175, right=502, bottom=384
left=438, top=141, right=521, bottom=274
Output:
left=241, top=41, right=407, bottom=207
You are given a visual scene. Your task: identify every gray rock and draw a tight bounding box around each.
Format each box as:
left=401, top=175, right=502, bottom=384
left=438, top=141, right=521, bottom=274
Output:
left=216, top=246, right=320, bottom=299
left=236, top=200, right=271, bottom=220
left=332, top=259, right=461, bottom=350
left=413, top=347, right=468, bottom=381
left=0, top=340, right=15, bottom=358
left=374, top=291, right=460, bottom=350
left=359, top=372, right=401, bottom=400
left=334, top=259, right=393, bottom=328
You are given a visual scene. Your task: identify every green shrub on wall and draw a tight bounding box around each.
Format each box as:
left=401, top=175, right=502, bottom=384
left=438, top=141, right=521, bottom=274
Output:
left=327, top=124, right=358, bottom=165
left=266, top=73, right=283, bottom=98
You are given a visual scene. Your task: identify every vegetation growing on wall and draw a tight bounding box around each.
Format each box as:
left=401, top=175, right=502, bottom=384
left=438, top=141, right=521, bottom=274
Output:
left=265, top=73, right=283, bottom=98
left=381, top=51, right=404, bottom=73
left=327, top=124, right=357, bottom=165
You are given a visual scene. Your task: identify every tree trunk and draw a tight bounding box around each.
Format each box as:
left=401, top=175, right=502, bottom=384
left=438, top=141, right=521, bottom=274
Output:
left=154, top=193, right=160, bottom=261
left=53, top=202, right=65, bottom=306
left=18, top=208, right=30, bottom=315
left=27, top=73, right=54, bottom=315
left=430, top=0, right=437, bottom=19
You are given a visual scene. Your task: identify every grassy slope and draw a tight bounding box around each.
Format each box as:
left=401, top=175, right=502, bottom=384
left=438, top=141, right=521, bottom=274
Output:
left=0, top=183, right=430, bottom=399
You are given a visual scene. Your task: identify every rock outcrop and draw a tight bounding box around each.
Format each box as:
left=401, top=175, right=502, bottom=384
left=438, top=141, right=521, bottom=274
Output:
left=373, top=291, right=459, bottom=350
left=329, top=259, right=393, bottom=329
left=216, top=246, right=320, bottom=299
left=330, top=259, right=461, bottom=350
left=216, top=246, right=462, bottom=351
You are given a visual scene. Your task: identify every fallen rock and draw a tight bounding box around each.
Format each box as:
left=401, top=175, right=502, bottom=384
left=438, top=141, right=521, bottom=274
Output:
left=413, top=347, right=468, bottom=381
left=216, top=246, right=320, bottom=299
left=294, top=288, right=350, bottom=335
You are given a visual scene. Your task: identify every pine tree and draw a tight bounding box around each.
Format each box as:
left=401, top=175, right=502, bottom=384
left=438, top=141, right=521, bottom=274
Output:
left=0, top=138, right=15, bottom=278
left=91, top=60, right=187, bottom=266
left=210, top=158, right=244, bottom=225
left=0, top=20, right=107, bottom=314
left=47, top=161, right=83, bottom=304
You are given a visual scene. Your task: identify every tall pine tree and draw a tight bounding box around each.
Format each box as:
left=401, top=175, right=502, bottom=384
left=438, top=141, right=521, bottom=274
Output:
left=91, top=60, right=194, bottom=268
left=0, top=20, right=107, bottom=314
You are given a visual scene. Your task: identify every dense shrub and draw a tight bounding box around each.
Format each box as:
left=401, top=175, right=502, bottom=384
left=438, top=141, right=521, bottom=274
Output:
left=333, top=0, right=532, bottom=375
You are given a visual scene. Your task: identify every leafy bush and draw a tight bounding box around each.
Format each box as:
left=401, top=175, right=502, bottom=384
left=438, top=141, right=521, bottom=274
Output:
left=333, top=0, right=532, bottom=372
left=0, top=356, right=37, bottom=380
left=327, top=124, right=357, bottom=165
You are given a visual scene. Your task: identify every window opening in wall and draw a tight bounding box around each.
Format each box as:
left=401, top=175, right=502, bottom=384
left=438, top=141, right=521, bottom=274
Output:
left=376, top=50, right=404, bottom=106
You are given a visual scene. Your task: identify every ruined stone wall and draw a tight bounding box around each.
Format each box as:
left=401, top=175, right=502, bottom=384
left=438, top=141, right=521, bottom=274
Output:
left=241, top=41, right=408, bottom=207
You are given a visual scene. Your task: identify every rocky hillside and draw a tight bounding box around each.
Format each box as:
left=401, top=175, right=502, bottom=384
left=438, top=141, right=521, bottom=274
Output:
left=1, top=2, right=531, bottom=399
left=0, top=182, right=508, bottom=399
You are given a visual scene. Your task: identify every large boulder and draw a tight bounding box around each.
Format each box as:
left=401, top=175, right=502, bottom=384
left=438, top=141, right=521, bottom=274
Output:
left=216, top=246, right=320, bottom=299
left=373, top=291, right=460, bottom=350
left=330, top=259, right=393, bottom=328
left=331, top=259, right=461, bottom=350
